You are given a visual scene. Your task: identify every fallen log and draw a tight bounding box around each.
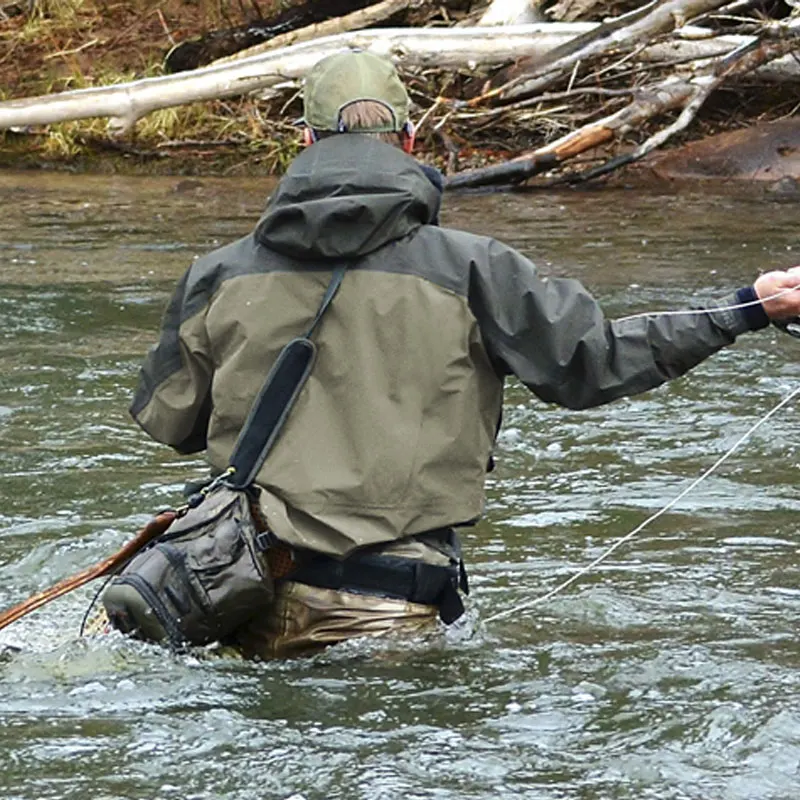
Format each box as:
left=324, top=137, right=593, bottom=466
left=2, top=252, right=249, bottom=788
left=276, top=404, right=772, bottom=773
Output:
left=165, top=0, right=379, bottom=72
left=574, top=19, right=800, bottom=182
left=1, top=22, right=797, bottom=133
left=0, top=24, right=596, bottom=133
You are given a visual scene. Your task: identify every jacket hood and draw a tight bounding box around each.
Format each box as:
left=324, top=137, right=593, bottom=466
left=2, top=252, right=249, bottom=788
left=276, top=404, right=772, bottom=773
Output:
left=255, top=135, right=442, bottom=261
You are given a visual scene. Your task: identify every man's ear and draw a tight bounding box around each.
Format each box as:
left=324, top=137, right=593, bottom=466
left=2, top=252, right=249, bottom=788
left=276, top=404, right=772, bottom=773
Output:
left=302, top=128, right=315, bottom=147
left=401, top=120, right=415, bottom=154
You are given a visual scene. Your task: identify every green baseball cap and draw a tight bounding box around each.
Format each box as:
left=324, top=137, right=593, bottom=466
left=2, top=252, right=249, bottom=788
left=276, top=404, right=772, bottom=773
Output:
left=302, top=50, right=410, bottom=133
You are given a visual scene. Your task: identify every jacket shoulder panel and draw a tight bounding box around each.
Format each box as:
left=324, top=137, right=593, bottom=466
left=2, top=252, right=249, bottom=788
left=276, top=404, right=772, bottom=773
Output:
left=361, top=225, right=497, bottom=300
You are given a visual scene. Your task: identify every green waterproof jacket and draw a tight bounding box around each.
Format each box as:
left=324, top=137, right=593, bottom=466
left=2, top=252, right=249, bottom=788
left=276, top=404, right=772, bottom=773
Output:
left=131, top=134, right=756, bottom=556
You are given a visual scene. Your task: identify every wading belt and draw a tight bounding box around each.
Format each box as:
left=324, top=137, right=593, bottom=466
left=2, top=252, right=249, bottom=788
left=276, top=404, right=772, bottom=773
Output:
left=286, top=544, right=469, bottom=624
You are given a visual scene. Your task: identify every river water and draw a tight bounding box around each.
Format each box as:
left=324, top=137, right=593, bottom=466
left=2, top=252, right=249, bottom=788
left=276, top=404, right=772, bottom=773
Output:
left=0, top=171, right=798, bottom=800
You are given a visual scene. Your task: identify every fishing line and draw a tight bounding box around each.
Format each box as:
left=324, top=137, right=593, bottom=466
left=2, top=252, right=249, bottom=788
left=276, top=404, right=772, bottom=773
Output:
left=79, top=573, right=115, bottom=637
left=485, top=384, right=800, bottom=623
left=485, top=286, right=800, bottom=624
left=616, top=286, right=800, bottom=323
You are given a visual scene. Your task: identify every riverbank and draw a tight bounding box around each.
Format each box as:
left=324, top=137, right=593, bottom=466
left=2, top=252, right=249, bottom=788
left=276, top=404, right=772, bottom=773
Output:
left=2, top=1, right=798, bottom=184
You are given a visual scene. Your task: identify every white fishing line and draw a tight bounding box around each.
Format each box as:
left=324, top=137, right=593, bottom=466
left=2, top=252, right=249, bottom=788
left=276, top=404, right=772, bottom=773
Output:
left=484, top=383, right=800, bottom=624
left=616, top=286, right=798, bottom=322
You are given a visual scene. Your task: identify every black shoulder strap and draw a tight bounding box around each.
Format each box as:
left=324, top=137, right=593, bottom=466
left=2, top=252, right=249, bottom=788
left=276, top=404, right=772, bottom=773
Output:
left=304, top=265, right=346, bottom=337
left=225, top=266, right=346, bottom=489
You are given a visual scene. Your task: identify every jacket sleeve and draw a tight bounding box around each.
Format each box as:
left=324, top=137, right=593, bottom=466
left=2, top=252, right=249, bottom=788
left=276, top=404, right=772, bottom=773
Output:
left=129, top=266, right=214, bottom=454
left=469, top=238, right=755, bottom=410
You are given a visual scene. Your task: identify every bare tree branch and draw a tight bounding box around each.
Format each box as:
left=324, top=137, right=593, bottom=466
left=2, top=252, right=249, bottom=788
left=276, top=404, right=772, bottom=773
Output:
left=447, top=17, right=800, bottom=189
left=483, top=0, right=734, bottom=104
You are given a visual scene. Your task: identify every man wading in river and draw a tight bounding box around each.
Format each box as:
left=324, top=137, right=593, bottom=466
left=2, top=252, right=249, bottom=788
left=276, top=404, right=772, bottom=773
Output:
left=124, top=50, right=800, bottom=659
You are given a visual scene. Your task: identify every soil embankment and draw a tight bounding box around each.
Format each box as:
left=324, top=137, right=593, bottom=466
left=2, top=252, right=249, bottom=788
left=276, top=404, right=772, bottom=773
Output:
left=623, top=118, right=800, bottom=197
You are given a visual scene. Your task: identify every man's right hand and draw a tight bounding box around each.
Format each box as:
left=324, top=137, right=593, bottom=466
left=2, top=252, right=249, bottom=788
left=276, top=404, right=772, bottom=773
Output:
left=754, top=265, right=800, bottom=320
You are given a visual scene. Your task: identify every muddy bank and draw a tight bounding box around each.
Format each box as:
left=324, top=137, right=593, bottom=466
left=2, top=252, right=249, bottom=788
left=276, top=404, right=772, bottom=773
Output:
left=600, top=119, right=797, bottom=198
left=644, top=118, right=800, bottom=188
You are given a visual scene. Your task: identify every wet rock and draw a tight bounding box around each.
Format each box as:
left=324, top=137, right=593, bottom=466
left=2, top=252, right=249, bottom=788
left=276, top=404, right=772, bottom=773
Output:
left=765, top=175, right=800, bottom=202
left=647, top=119, right=800, bottom=183
left=172, top=179, right=205, bottom=194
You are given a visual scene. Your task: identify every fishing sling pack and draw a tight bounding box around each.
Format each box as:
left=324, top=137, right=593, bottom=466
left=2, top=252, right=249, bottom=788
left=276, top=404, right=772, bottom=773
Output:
left=101, top=266, right=347, bottom=649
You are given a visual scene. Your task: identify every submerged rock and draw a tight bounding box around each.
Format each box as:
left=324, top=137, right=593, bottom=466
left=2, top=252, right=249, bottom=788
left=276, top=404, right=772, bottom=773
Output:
left=764, top=175, right=800, bottom=201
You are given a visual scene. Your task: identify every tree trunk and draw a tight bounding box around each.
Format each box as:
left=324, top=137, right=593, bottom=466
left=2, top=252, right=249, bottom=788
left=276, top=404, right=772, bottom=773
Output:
left=210, top=0, right=432, bottom=65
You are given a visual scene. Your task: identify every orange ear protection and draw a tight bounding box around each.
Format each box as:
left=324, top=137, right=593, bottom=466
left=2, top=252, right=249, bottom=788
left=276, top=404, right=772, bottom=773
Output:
left=404, top=121, right=416, bottom=153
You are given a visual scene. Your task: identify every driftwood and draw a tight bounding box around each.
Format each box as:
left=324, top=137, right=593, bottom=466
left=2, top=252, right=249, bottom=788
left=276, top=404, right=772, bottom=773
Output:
left=447, top=15, right=800, bottom=188
left=211, top=0, right=435, bottom=65
left=0, top=25, right=602, bottom=133
left=480, top=0, right=742, bottom=103
left=165, top=0, right=381, bottom=72
left=1, top=23, right=797, bottom=134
